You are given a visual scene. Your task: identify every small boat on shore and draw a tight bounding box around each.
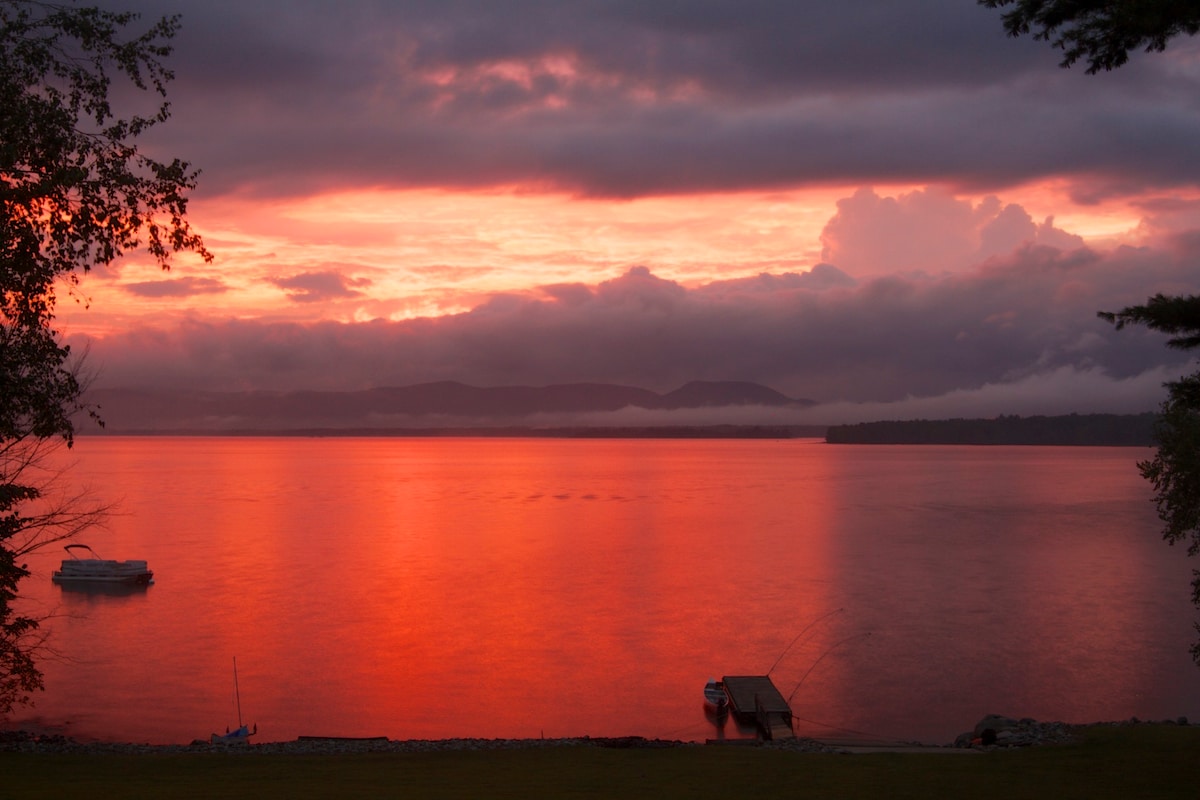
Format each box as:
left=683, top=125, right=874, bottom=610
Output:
left=211, top=723, right=256, bottom=745
left=211, top=657, right=256, bottom=745
left=51, top=544, right=153, bottom=585
left=704, top=678, right=728, bottom=709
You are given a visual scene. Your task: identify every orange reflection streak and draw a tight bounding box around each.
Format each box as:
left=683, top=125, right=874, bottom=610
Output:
left=288, top=438, right=843, bottom=739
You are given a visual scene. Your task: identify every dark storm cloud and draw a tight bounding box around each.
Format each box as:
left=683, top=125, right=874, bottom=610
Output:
left=105, top=0, right=1200, bottom=198
left=81, top=232, right=1200, bottom=415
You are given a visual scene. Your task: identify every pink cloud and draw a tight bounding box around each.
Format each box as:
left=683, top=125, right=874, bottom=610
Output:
left=820, top=187, right=1085, bottom=278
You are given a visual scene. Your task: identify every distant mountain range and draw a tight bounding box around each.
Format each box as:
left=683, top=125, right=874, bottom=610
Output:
left=82, top=381, right=817, bottom=433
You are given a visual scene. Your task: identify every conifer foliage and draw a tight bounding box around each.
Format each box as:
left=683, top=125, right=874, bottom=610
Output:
left=979, top=0, right=1200, bottom=73
left=1101, top=297, right=1200, bottom=664
left=981, top=1, right=1200, bottom=664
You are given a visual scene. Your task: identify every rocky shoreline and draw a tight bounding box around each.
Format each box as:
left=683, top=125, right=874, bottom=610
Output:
left=1, top=716, right=1190, bottom=756
left=953, top=714, right=1191, bottom=749
left=0, top=731, right=836, bottom=756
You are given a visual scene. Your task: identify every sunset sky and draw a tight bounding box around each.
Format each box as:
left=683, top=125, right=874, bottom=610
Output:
left=64, top=0, right=1200, bottom=424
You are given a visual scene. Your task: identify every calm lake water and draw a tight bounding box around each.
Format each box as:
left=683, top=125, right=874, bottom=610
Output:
left=8, top=437, right=1200, bottom=745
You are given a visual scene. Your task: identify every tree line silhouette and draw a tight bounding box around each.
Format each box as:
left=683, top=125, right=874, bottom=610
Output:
left=825, top=413, right=1156, bottom=446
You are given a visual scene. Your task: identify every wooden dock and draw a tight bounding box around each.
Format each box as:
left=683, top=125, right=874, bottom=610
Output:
left=721, top=675, right=794, bottom=740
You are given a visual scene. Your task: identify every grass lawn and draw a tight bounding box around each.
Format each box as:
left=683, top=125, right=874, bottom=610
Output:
left=3, top=725, right=1198, bottom=799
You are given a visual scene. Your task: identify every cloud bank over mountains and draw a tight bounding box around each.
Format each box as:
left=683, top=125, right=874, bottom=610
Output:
left=80, top=188, right=1200, bottom=424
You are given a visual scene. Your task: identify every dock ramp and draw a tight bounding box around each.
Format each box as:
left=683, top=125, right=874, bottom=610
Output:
left=721, top=675, right=794, bottom=740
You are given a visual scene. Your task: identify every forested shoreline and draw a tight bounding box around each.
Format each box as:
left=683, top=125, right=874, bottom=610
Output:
left=825, top=413, right=1156, bottom=445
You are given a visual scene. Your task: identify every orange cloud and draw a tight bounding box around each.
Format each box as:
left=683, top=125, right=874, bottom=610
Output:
left=55, top=181, right=1186, bottom=345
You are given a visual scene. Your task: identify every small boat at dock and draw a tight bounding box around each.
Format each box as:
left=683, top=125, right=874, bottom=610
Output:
left=704, top=678, right=728, bottom=709
left=51, top=544, right=153, bottom=585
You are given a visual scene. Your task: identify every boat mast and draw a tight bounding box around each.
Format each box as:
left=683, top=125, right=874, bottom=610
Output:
left=233, top=657, right=243, bottom=728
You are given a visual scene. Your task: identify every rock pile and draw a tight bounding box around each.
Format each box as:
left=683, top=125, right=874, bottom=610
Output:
left=761, top=737, right=843, bottom=753
left=955, top=715, right=1077, bottom=748
left=955, top=714, right=1193, bottom=749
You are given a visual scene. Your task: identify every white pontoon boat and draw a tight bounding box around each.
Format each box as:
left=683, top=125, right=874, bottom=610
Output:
left=51, top=544, right=154, bottom=585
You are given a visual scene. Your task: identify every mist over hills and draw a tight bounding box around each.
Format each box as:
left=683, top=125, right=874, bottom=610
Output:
left=83, top=380, right=816, bottom=433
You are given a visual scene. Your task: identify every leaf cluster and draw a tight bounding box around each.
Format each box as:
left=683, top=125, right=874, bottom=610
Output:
left=979, top=0, right=1200, bottom=73
left=0, top=479, right=41, bottom=713
left=1, top=1, right=210, bottom=444
left=1, top=1, right=213, bottom=306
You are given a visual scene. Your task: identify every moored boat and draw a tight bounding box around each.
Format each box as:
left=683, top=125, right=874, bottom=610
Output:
left=51, top=544, right=153, bottom=585
left=211, top=724, right=256, bottom=745
left=704, top=678, right=728, bottom=709
left=211, top=657, right=256, bottom=745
